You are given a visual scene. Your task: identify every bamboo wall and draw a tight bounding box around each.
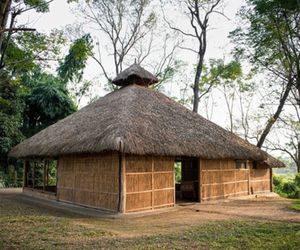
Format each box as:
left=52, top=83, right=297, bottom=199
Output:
left=200, top=159, right=271, bottom=201
left=250, top=166, right=271, bottom=194
left=57, top=153, right=119, bottom=211
left=200, top=159, right=250, bottom=201
left=124, top=155, right=175, bottom=213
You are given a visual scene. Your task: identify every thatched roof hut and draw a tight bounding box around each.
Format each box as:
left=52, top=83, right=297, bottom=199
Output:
left=9, top=63, right=284, bottom=213
left=9, top=73, right=281, bottom=167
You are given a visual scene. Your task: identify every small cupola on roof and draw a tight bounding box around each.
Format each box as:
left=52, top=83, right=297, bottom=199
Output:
left=112, top=63, right=159, bottom=87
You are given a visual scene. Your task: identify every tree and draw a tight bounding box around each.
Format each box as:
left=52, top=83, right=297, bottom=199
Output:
left=0, top=0, right=52, bottom=69
left=231, top=0, right=300, bottom=148
left=58, top=34, right=93, bottom=107
left=163, top=0, right=226, bottom=113
left=265, top=87, right=300, bottom=173
left=69, top=0, right=179, bottom=89
left=21, top=69, right=76, bottom=138
left=0, top=73, right=24, bottom=168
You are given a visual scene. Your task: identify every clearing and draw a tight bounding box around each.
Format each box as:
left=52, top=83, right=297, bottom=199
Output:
left=0, top=188, right=299, bottom=249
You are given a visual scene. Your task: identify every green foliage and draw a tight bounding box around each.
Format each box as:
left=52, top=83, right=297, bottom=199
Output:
left=174, top=162, right=181, bottom=183
left=0, top=74, right=24, bottom=156
left=273, top=173, right=300, bottom=198
left=58, top=34, right=93, bottom=83
left=199, top=59, right=244, bottom=94
left=23, top=0, right=50, bottom=12
left=289, top=199, right=300, bottom=212
left=0, top=165, right=22, bottom=188
left=230, top=0, right=299, bottom=75
left=22, top=69, right=76, bottom=137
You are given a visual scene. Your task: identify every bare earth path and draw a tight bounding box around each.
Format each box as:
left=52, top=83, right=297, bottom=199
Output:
left=0, top=188, right=299, bottom=238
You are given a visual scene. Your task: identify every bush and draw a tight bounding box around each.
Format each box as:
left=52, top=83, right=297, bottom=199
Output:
left=273, top=173, right=300, bottom=199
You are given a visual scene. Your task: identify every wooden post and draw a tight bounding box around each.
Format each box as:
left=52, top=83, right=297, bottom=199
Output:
left=43, top=161, right=46, bottom=191
left=32, top=162, right=35, bottom=189
left=46, top=160, right=49, bottom=187
left=119, top=154, right=126, bottom=213
left=23, top=161, right=29, bottom=188
left=198, top=159, right=202, bottom=202
left=270, top=168, right=273, bottom=192
left=247, top=161, right=251, bottom=195
left=151, top=156, right=154, bottom=210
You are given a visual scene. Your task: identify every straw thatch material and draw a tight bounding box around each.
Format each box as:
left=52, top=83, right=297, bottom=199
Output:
left=9, top=83, right=281, bottom=167
left=112, top=63, right=158, bottom=86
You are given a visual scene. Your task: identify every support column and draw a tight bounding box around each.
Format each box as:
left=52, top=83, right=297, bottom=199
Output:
left=23, top=161, right=29, bottom=188
left=198, top=159, right=202, bottom=202
left=33, top=162, right=36, bottom=189
left=43, top=161, right=46, bottom=191
left=270, top=168, right=273, bottom=192
left=118, top=153, right=126, bottom=213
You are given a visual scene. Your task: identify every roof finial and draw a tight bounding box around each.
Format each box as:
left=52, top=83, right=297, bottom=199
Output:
left=111, top=63, right=158, bottom=87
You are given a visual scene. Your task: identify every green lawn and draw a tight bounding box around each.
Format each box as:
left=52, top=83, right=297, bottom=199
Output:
left=0, top=217, right=299, bottom=249
left=289, top=199, right=300, bottom=212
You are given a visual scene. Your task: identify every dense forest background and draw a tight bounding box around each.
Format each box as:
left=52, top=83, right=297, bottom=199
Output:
left=0, top=0, right=299, bottom=196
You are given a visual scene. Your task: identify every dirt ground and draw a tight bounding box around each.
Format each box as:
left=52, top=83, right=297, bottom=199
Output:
left=0, top=188, right=299, bottom=237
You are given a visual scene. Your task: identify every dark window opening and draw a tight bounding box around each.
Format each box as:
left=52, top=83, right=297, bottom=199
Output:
left=235, top=160, right=247, bottom=169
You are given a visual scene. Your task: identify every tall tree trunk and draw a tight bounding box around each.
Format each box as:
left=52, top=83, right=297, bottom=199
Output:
left=257, top=78, right=293, bottom=148
left=0, top=0, right=11, bottom=51
left=193, top=53, right=204, bottom=113
left=297, top=141, right=300, bottom=173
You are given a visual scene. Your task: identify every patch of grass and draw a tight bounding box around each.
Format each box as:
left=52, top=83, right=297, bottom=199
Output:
left=0, top=217, right=299, bottom=249
left=0, top=215, right=110, bottom=249
left=289, top=199, right=300, bottom=212
left=102, top=220, right=300, bottom=250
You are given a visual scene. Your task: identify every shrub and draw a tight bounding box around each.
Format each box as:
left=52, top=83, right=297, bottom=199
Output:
left=273, top=173, right=300, bottom=199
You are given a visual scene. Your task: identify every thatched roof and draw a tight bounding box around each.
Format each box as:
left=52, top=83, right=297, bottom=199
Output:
left=112, top=63, right=158, bottom=86
left=9, top=83, right=282, bottom=167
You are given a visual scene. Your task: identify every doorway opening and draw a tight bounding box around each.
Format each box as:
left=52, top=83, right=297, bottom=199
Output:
left=175, top=157, right=199, bottom=203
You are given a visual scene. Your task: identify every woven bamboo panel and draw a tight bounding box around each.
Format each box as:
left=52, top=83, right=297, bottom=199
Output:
left=58, top=188, right=73, bottom=201
left=202, top=171, right=221, bottom=184
left=94, top=193, right=118, bottom=210
left=154, top=157, right=174, bottom=171
left=126, top=155, right=152, bottom=173
left=202, top=159, right=220, bottom=170
left=74, top=174, right=94, bottom=190
left=57, top=153, right=119, bottom=211
left=154, top=172, right=173, bottom=189
left=236, top=181, right=248, bottom=193
left=202, top=184, right=223, bottom=198
left=154, top=189, right=174, bottom=206
left=125, top=155, right=175, bottom=212
left=250, top=168, right=270, bottom=193
left=126, top=173, right=152, bottom=193
left=94, top=174, right=118, bottom=193
left=224, top=183, right=235, bottom=194
left=201, top=159, right=251, bottom=200
left=222, top=170, right=235, bottom=182
left=236, top=170, right=248, bottom=180
left=126, top=192, right=152, bottom=211
left=250, top=168, right=270, bottom=180
left=250, top=180, right=270, bottom=193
